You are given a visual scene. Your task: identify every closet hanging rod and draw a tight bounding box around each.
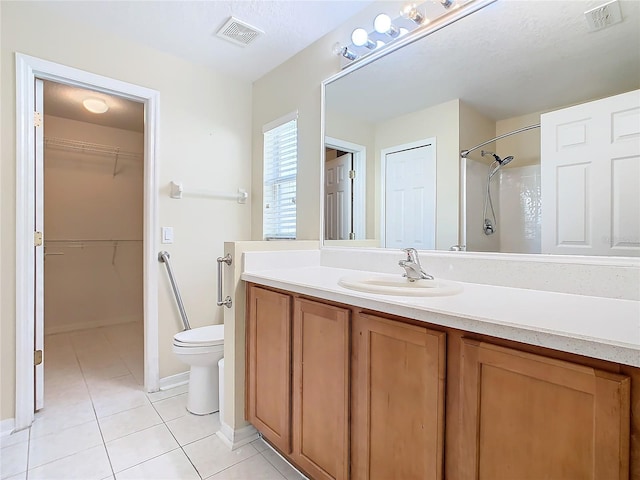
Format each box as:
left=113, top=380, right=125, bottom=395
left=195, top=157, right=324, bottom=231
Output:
left=44, top=239, right=142, bottom=247
left=44, top=136, right=143, bottom=160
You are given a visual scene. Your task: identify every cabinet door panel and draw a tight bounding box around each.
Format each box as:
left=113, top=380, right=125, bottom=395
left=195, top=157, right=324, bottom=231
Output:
left=352, top=313, right=446, bottom=480
left=460, top=339, right=630, bottom=480
left=246, top=286, right=292, bottom=453
left=292, top=298, right=350, bottom=480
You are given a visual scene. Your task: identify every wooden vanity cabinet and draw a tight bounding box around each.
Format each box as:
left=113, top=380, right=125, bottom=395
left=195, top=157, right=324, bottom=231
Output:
left=458, top=339, right=631, bottom=480
left=246, top=283, right=635, bottom=480
left=246, top=285, right=350, bottom=479
left=351, top=312, right=446, bottom=480
left=291, top=298, right=350, bottom=480
left=246, top=286, right=292, bottom=453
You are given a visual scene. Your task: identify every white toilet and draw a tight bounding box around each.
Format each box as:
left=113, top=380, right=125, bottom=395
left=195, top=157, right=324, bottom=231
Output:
left=172, top=324, right=224, bottom=415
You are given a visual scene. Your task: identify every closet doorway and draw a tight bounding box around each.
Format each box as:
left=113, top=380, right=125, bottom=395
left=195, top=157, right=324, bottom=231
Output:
left=39, top=80, right=145, bottom=411
left=15, top=54, right=160, bottom=430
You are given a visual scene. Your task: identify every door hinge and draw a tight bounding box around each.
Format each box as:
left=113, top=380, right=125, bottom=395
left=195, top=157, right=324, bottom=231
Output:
left=348, top=170, right=356, bottom=179
left=34, top=231, right=43, bottom=247
left=34, top=350, right=43, bottom=366
left=34, top=111, right=42, bottom=128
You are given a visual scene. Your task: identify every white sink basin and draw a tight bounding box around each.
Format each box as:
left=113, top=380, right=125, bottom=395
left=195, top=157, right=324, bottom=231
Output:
left=338, top=274, right=463, bottom=297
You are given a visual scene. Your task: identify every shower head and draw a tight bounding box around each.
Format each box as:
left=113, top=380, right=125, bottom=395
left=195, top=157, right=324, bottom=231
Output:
left=482, top=150, right=514, bottom=165
left=500, top=155, right=514, bottom=166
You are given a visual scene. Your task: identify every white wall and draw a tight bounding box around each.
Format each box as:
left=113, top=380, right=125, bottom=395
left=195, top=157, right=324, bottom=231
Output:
left=1, top=2, right=252, bottom=421
left=44, top=116, right=144, bottom=334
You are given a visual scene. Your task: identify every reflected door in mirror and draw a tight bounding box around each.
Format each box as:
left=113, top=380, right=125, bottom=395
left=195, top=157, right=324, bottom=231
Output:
left=325, top=152, right=353, bottom=240
left=384, top=141, right=436, bottom=249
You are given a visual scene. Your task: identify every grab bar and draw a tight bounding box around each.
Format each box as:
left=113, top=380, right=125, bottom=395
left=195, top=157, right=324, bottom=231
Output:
left=217, top=254, right=232, bottom=308
left=158, top=251, right=191, bottom=330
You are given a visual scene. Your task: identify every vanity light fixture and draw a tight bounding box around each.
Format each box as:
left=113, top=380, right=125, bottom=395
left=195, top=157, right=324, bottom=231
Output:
left=351, top=28, right=377, bottom=49
left=335, top=0, right=476, bottom=67
left=82, top=98, right=109, bottom=114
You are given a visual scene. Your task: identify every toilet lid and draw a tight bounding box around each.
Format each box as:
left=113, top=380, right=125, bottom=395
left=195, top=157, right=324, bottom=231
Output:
left=174, top=324, right=224, bottom=345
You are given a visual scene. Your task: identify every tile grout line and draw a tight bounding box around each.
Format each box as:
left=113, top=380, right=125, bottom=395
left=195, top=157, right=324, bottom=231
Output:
left=76, top=329, right=117, bottom=480
left=24, top=424, right=32, bottom=480
left=149, top=398, right=205, bottom=480
left=26, top=333, right=111, bottom=477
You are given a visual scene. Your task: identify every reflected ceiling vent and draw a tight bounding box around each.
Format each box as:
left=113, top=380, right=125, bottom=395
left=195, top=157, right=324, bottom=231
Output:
left=584, top=0, right=623, bottom=32
left=216, top=17, right=264, bottom=47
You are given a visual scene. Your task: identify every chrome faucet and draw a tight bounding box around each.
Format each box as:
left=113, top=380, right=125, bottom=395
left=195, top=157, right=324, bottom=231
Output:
left=398, top=248, right=434, bottom=282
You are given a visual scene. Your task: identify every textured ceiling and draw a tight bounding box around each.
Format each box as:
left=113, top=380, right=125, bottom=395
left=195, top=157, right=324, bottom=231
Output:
left=38, top=0, right=383, bottom=132
left=33, top=0, right=378, bottom=82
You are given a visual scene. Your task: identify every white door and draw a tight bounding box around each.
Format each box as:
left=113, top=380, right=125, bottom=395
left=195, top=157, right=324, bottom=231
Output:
left=35, top=78, right=45, bottom=410
left=325, top=153, right=353, bottom=240
left=541, top=89, right=640, bottom=256
left=384, top=143, right=436, bottom=249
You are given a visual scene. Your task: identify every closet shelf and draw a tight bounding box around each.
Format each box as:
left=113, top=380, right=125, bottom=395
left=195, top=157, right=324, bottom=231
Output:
left=44, top=137, right=143, bottom=177
left=44, top=240, right=142, bottom=266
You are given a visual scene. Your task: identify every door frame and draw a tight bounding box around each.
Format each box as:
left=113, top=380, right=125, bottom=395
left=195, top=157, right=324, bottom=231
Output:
left=14, top=53, right=160, bottom=430
left=325, top=136, right=366, bottom=240
left=380, top=138, right=436, bottom=248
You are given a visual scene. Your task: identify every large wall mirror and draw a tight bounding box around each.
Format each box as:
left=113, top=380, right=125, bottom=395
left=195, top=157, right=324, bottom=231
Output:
left=323, top=0, right=640, bottom=256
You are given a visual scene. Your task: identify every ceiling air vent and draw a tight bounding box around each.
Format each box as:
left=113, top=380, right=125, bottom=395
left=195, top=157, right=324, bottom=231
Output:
left=584, top=0, right=623, bottom=32
left=216, top=17, right=264, bottom=47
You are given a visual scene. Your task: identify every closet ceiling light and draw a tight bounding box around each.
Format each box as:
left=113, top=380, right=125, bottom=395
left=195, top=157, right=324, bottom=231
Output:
left=83, top=98, right=109, bottom=114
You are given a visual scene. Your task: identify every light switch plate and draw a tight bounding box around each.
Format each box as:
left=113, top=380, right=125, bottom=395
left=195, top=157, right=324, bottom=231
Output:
left=161, top=227, right=174, bottom=244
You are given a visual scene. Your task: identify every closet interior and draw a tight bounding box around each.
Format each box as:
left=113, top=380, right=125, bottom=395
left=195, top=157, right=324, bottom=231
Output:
left=42, top=80, right=146, bottom=398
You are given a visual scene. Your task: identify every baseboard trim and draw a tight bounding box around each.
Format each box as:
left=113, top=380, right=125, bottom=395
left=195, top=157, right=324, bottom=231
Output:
left=45, top=315, right=141, bottom=335
left=0, top=418, right=16, bottom=437
left=217, top=422, right=259, bottom=450
left=159, top=371, right=189, bottom=391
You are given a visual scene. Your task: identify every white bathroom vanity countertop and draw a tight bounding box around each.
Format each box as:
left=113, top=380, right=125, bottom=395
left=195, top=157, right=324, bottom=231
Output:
left=241, top=265, right=640, bottom=368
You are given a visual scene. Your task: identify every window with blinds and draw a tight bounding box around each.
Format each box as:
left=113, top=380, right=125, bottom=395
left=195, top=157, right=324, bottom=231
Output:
left=263, top=113, right=298, bottom=240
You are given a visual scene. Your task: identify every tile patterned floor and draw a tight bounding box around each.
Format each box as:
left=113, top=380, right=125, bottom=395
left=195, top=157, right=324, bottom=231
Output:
left=0, top=323, right=305, bottom=480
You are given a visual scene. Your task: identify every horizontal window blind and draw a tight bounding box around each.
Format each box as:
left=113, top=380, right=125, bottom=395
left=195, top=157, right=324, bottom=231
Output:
left=263, top=115, right=297, bottom=240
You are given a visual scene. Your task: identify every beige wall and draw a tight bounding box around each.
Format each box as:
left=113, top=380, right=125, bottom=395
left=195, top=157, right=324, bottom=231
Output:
left=374, top=99, right=461, bottom=250
left=44, top=116, right=144, bottom=334
left=1, top=3, right=252, bottom=421
left=251, top=2, right=392, bottom=242
left=496, top=111, right=542, bottom=167
left=325, top=112, right=377, bottom=239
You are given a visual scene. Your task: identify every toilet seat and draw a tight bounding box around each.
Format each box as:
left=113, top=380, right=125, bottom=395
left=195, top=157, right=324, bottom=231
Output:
left=173, top=324, right=224, bottom=347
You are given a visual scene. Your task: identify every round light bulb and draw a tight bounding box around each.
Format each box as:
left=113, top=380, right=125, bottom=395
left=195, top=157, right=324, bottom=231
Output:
left=351, top=28, right=369, bottom=47
left=83, top=98, right=109, bottom=114
left=374, top=14, right=391, bottom=34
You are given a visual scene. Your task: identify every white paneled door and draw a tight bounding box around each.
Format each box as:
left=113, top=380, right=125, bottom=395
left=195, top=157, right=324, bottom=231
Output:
left=541, top=89, right=640, bottom=256
left=35, top=78, right=45, bottom=411
left=325, top=153, right=353, bottom=241
left=384, top=143, right=436, bottom=249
